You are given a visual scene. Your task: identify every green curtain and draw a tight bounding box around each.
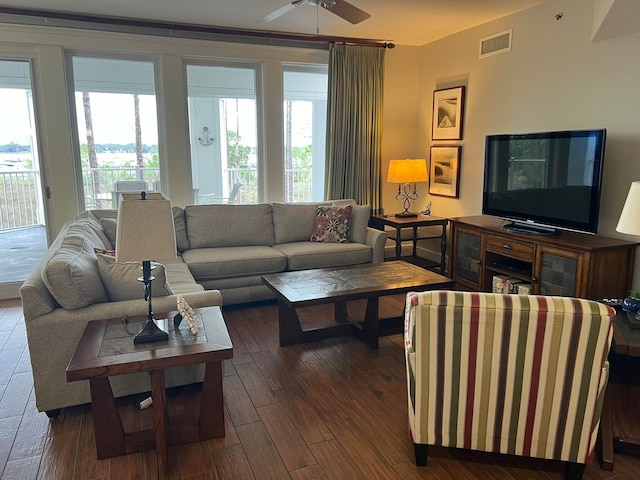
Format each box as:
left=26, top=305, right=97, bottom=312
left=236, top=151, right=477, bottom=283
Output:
left=325, top=43, right=385, bottom=213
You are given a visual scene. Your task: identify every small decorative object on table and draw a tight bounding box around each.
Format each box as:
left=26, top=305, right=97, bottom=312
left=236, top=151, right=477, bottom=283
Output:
left=175, top=295, right=198, bottom=335
left=621, top=290, right=640, bottom=313
left=422, top=201, right=432, bottom=215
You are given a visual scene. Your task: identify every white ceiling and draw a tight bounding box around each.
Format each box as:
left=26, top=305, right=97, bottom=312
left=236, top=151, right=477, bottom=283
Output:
left=0, top=0, right=553, bottom=46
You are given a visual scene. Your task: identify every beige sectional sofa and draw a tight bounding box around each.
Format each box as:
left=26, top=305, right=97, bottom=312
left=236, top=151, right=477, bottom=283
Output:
left=20, top=200, right=386, bottom=415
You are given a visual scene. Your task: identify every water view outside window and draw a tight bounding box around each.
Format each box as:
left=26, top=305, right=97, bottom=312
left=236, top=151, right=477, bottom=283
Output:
left=0, top=59, right=47, bottom=284
left=72, top=57, right=159, bottom=210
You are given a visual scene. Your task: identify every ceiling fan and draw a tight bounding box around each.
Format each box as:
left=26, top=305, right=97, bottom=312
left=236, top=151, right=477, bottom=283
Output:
left=257, top=0, right=371, bottom=25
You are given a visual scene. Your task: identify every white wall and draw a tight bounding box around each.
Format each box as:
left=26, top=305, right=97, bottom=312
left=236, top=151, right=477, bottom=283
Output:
left=407, top=0, right=640, bottom=288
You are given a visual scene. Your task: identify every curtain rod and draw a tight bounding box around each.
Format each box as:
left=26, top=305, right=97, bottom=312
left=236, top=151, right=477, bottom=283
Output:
left=0, top=7, right=395, bottom=50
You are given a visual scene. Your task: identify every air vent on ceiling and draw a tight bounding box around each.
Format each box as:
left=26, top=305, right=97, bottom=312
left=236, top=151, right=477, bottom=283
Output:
left=479, top=29, right=512, bottom=58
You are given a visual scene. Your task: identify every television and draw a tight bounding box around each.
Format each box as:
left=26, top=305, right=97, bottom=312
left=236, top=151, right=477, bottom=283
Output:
left=482, top=129, right=607, bottom=235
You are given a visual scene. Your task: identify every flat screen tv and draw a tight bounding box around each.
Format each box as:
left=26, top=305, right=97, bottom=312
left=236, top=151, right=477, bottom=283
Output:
left=482, top=129, right=607, bottom=235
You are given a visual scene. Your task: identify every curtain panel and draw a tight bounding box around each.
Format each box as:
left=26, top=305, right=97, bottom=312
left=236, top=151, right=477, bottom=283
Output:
left=325, top=43, right=385, bottom=213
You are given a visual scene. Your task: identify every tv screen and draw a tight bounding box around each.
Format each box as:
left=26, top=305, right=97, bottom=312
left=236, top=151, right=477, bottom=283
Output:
left=482, top=129, right=607, bottom=234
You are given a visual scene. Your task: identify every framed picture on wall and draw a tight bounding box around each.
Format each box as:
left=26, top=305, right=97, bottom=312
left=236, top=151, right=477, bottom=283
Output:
left=429, top=146, right=461, bottom=198
left=432, top=86, right=465, bottom=140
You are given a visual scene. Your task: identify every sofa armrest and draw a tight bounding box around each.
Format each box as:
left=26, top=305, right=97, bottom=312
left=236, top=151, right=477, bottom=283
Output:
left=365, top=227, right=387, bottom=263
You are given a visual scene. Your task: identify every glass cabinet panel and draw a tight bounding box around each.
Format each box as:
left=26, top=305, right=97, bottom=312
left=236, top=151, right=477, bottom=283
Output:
left=539, top=251, right=577, bottom=296
left=456, top=230, right=481, bottom=286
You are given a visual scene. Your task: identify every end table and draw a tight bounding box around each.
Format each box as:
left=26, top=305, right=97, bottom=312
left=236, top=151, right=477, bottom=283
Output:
left=66, top=306, right=233, bottom=479
left=369, top=214, right=448, bottom=273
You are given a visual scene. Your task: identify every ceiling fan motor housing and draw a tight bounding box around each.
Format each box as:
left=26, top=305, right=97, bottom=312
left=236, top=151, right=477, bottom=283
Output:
left=309, top=0, right=337, bottom=8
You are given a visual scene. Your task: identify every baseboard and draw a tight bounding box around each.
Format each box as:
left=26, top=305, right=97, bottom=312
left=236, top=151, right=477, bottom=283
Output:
left=0, top=282, right=21, bottom=301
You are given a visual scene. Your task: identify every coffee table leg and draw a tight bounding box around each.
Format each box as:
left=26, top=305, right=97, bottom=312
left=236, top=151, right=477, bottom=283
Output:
left=89, top=377, right=126, bottom=459
left=200, top=361, right=224, bottom=439
left=279, top=299, right=304, bottom=346
left=150, top=370, right=168, bottom=480
left=335, top=301, right=349, bottom=323
left=361, top=297, right=380, bottom=349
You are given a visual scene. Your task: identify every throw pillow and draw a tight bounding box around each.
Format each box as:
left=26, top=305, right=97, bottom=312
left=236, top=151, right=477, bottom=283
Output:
left=94, top=247, right=116, bottom=257
left=96, top=253, right=173, bottom=302
left=310, top=205, right=352, bottom=243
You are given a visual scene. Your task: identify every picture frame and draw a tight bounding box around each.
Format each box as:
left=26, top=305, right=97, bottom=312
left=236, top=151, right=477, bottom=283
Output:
left=431, top=86, right=465, bottom=140
left=429, top=146, right=461, bottom=198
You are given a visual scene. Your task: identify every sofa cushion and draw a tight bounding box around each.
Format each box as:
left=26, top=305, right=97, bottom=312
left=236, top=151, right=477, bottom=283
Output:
left=272, top=203, right=317, bottom=244
left=96, top=253, right=173, bottom=302
left=162, top=258, right=205, bottom=294
left=100, top=218, right=117, bottom=247
left=310, top=205, right=352, bottom=243
left=272, top=201, right=370, bottom=245
left=349, top=204, right=371, bottom=244
left=273, top=242, right=372, bottom=271
left=74, top=211, right=113, bottom=250
left=182, top=246, right=286, bottom=280
left=185, top=204, right=275, bottom=248
left=41, top=234, right=109, bottom=310
left=173, top=206, right=190, bottom=252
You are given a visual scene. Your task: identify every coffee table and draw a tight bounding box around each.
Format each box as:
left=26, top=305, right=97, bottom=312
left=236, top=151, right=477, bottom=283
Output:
left=262, top=260, right=454, bottom=349
left=66, top=306, right=233, bottom=479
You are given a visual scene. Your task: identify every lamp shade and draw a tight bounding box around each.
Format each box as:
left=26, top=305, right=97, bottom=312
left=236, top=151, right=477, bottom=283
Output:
left=617, top=181, right=640, bottom=236
left=387, top=159, right=428, bottom=183
left=116, top=192, right=177, bottom=262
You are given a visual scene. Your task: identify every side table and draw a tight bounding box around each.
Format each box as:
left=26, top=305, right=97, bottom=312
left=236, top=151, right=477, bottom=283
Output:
left=369, top=214, right=448, bottom=273
left=66, top=306, right=233, bottom=479
left=599, top=309, right=640, bottom=470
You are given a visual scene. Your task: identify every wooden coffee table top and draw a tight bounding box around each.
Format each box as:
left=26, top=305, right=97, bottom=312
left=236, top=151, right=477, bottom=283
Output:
left=67, top=306, right=233, bottom=382
left=262, top=260, right=454, bottom=308
left=613, top=310, right=640, bottom=357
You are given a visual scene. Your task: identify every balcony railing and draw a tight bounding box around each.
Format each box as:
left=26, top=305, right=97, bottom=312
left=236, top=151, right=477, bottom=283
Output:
left=1, top=166, right=314, bottom=231
left=0, top=170, right=44, bottom=231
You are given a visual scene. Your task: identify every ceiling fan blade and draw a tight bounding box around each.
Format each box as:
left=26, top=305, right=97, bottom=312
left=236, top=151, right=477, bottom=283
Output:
left=323, top=0, right=371, bottom=24
left=256, top=1, right=304, bottom=24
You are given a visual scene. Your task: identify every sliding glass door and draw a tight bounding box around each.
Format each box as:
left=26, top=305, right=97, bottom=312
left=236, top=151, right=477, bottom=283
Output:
left=0, top=59, right=48, bottom=285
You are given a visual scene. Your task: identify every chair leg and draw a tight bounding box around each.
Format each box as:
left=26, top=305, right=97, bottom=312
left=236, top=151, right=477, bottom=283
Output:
left=414, top=443, right=428, bottom=466
left=564, top=462, right=585, bottom=480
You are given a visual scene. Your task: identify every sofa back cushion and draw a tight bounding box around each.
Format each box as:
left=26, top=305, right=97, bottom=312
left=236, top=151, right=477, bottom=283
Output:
left=272, top=203, right=317, bottom=244
left=272, top=200, right=371, bottom=245
left=185, top=204, right=275, bottom=248
left=173, top=206, right=190, bottom=252
left=41, top=234, right=109, bottom=310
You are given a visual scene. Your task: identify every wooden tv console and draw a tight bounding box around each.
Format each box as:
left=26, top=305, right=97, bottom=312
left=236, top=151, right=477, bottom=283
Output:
left=449, top=216, right=639, bottom=300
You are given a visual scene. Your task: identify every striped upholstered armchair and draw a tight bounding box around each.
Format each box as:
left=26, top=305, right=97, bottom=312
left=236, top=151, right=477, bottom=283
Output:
left=404, top=291, right=614, bottom=480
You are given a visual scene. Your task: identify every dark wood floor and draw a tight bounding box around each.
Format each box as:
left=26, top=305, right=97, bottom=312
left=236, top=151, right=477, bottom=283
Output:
left=1, top=296, right=640, bottom=479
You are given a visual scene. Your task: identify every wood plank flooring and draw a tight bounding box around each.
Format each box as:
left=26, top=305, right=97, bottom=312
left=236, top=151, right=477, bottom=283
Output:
left=1, top=296, right=640, bottom=479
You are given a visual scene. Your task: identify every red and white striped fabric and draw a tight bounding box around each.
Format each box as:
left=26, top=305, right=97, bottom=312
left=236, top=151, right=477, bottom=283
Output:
left=405, top=290, right=614, bottom=464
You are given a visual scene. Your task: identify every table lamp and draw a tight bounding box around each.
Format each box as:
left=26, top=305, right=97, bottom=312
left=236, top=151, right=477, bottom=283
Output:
left=116, top=191, right=177, bottom=344
left=616, top=181, right=640, bottom=327
left=387, top=158, right=428, bottom=217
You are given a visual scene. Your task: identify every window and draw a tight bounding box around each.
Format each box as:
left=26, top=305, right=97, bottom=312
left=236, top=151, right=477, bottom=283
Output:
left=283, top=67, right=327, bottom=202
left=71, top=56, right=159, bottom=209
left=187, top=64, right=258, bottom=205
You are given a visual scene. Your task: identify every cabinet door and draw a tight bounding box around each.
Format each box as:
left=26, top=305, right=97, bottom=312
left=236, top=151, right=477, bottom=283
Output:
left=453, top=227, right=483, bottom=290
left=534, top=246, right=584, bottom=297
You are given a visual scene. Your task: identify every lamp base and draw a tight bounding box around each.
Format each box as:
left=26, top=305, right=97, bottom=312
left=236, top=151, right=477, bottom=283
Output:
left=134, top=318, right=169, bottom=344
left=395, top=211, right=418, bottom=218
